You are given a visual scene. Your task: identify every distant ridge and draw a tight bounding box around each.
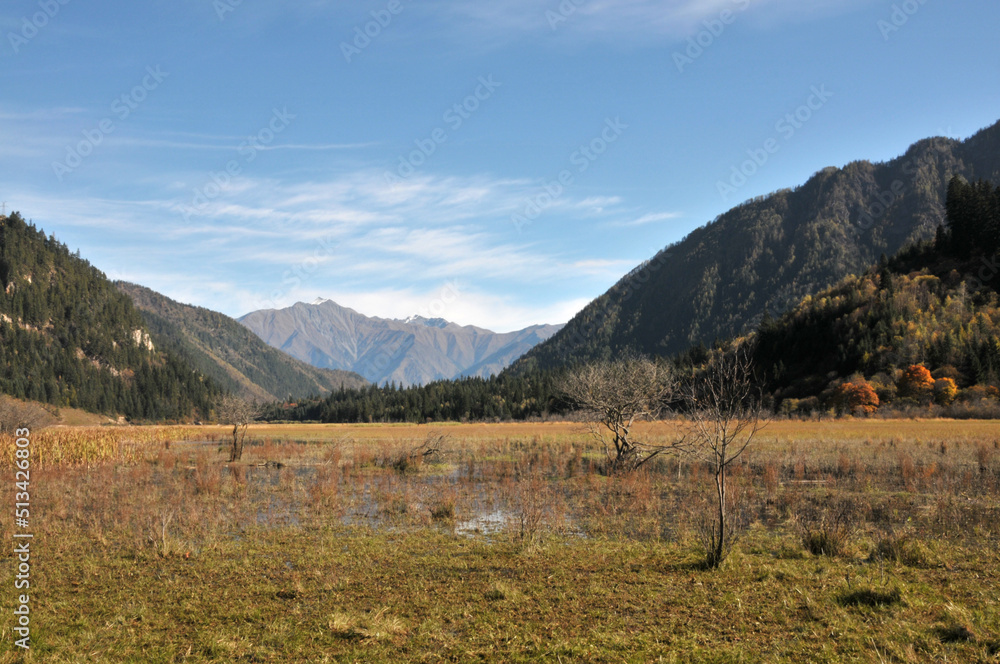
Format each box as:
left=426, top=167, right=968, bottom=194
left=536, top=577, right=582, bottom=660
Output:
left=118, top=283, right=367, bottom=401
left=239, top=299, right=563, bottom=387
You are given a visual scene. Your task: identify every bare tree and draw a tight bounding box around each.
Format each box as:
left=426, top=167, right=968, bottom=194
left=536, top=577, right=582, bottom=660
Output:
left=683, top=345, right=768, bottom=568
left=0, top=396, right=54, bottom=434
left=216, top=394, right=263, bottom=462
left=562, top=355, right=680, bottom=473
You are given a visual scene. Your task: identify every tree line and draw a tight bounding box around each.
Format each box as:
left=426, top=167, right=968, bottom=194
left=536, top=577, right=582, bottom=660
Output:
left=265, top=370, right=572, bottom=423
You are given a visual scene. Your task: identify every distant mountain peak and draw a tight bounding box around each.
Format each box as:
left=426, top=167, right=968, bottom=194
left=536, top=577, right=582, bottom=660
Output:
left=310, top=297, right=332, bottom=306
left=239, top=302, right=564, bottom=386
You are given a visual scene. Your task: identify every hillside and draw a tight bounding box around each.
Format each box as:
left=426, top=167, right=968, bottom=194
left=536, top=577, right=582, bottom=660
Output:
left=239, top=299, right=563, bottom=387
left=0, top=213, right=217, bottom=420
left=512, top=120, right=1000, bottom=372
left=752, top=251, right=999, bottom=409
left=751, top=174, right=1000, bottom=411
left=117, top=283, right=367, bottom=401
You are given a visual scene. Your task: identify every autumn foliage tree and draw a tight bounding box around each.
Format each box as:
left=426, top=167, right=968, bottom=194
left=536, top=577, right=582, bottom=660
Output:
left=898, top=365, right=934, bottom=402
left=933, top=378, right=958, bottom=406
left=832, top=380, right=880, bottom=415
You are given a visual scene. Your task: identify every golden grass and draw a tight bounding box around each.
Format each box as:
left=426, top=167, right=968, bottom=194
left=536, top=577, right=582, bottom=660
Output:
left=0, top=425, right=225, bottom=468
left=4, top=417, right=994, bottom=470
left=0, top=418, right=997, bottom=661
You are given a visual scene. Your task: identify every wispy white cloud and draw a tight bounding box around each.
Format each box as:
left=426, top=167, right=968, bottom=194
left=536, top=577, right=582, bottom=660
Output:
left=7, top=168, right=641, bottom=329
left=0, top=107, right=87, bottom=121
left=614, top=211, right=683, bottom=227
left=414, top=0, right=883, bottom=43
left=98, top=137, right=377, bottom=152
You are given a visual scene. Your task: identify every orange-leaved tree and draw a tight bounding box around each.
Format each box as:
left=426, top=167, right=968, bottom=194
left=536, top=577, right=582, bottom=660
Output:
left=833, top=380, right=880, bottom=415
left=898, top=364, right=934, bottom=402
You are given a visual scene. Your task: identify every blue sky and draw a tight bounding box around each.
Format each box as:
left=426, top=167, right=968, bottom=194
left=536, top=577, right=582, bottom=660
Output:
left=2, top=0, right=998, bottom=331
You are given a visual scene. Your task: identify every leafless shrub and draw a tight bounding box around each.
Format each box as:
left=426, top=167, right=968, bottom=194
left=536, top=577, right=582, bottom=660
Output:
left=147, top=509, right=177, bottom=558
left=429, top=499, right=455, bottom=522
left=561, top=354, right=682, bottom=473
left=308, top=464, right=340, bottom=510
left=375, top=433, right=446, bottom=474
left=504, top=473, right=562, bottom=545
left=681, top=345, right=768, bottom=568
left=215, top=394, right=263, bottom=462
left=194, top=453, right=220, bottom=495
left=762, top=462, right=779, bottom=500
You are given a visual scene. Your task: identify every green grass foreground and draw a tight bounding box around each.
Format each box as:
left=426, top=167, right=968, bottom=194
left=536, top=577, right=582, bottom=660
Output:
left=6, top=529, right=1000, bottom=663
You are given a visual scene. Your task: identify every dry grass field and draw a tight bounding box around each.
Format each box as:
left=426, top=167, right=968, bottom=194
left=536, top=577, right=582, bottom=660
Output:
left=1, top=419, right=998, bottom=662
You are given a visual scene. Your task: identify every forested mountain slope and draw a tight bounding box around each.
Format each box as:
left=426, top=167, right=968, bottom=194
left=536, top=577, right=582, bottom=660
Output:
left=513, top=121, right=1000, bottom=372
left=0, top=213, right=217, bottom=420
left=753, top=175, right=1000, bottom=408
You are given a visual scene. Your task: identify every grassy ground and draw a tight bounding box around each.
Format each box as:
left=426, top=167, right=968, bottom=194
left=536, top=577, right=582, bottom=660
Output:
left=1, top=420, right=999, bottom=662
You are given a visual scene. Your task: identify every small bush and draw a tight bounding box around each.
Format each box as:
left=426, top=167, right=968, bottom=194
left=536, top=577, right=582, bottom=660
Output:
left=802, top=529, right=848, bottom=557
left=871, top=533, right=931, bottom=567
left=0, top=396, right=54, bottom=434
left=374, top=435, right=445, bottom=474
left=839, top=587, right=902, bottom=608
left=798, top=499, right=856, bottom=557
left=430, top=500, right=455, bottom=522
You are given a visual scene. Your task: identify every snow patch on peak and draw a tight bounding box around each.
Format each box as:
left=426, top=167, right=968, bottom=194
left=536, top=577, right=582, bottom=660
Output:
left=401, top=315, right=449, bottom=328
